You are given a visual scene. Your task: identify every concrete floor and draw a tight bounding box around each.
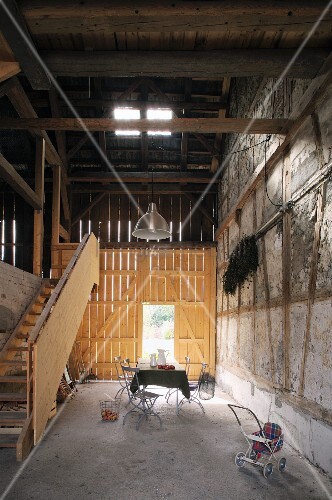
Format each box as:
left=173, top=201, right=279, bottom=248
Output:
left=0, top=383, right=331, bottom=500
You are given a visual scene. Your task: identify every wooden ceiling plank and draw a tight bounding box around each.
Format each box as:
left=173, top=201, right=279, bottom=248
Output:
left=0, top=0, right=51, bottom=89
left=0, top=117, right=290, bottom=134
left=0, top=61, right=20, bottom=83
left=41, top=49, right=329, bottom=79
left=0, top=153, right=42, bottom=209
left=21, top=1, right=332, bottom=34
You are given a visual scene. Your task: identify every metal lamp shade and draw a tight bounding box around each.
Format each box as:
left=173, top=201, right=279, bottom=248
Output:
left=132, top=203, right=171, bottom=240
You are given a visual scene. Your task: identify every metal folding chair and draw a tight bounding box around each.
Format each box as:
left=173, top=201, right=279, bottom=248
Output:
left=114, top=356, right=133, bottom=400
left=165, top=356, right=190, bottom=403
left=122, top=366, right=162, bottom=430
left=178, top=362, right=208, bottom=413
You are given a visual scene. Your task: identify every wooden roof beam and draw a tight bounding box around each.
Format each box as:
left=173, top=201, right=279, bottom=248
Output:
left=4, top=77, right=70, bottom=222
left=0, top=153, right=42, bottom=209
left=0, top=117, right=290, bottom=134
left=0, top=61, right=20, bottom=83
left=41, top=49, right=329, bottom=79
left=0, top=0, right=50, bottom=90
left=69, top=171, right=217, bottom=183
left=21, top=1, right=332, bottom=34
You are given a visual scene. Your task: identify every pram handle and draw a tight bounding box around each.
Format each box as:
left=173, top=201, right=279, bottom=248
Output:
left=228, top=404, right=264, bottom=434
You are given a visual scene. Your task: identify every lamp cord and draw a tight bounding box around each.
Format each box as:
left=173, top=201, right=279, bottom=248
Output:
left=264, top=134, right=282, bottom=207
left=151, top=167, right=154, bottom=203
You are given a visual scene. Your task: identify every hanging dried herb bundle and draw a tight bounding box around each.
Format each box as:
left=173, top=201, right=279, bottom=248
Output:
left=223, top=235, right=259, bottom=295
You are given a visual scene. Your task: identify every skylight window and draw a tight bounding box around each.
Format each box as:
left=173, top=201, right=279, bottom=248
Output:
left=147, top=109, right=172, bottom=120
left=147, top=131, right=172, bottom=136
left=115, top=130, right=140, bottom=136
left=147, top=108, right=172, bottom=135
left=114, top=108, right=141, bottom=135
left=114, top=108, right=140, bottom=120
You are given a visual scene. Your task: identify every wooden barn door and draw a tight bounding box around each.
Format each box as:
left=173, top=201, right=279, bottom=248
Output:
left=53, top=244, right=216, bottom=380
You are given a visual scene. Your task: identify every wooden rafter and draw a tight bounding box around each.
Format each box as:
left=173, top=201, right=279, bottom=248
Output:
left=0, top=153, right=42, bottom=210
left=71, top=193, right=106, bottom=227
left=211, top=77, right=231, bottom=173
left=183, top=192, right=217, bottom=227
left=0, top=117, right=290, bottom=134
left=30, top=98, right=228, bottom=113
left=180, top=78, right=192, bottom=171
left=21, top=1, right=332, bottom=34
left=0, top=0, right=50, bottom=89
left=41, top=49, right=329, bottom=79
left=147, top=77, right=223, bottom=157
left=0, top=61, right=20, bottom=83
left=66, top=78, right=144, bottom=161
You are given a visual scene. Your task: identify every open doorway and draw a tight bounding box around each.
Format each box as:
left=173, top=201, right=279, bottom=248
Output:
left=142, top=305, right=175, bottom=360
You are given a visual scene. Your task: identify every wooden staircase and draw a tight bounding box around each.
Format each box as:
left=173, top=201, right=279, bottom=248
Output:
left=0, top=279, right=57, bottom=459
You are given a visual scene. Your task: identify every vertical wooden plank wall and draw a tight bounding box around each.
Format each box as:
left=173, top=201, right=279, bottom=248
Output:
left=52, top=245, right=217, bottom=380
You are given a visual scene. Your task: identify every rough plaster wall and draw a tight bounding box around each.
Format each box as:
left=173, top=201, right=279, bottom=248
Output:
left=216, top=77, right=332, bottom=474
left=0, top=261, right=42, bottom=348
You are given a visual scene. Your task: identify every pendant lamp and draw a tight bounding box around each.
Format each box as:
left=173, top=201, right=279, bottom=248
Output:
left=132, top=169, right=171, bottom=240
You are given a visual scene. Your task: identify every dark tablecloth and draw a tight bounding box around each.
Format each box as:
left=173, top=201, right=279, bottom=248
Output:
left=130, top=362, right=190, bottom=399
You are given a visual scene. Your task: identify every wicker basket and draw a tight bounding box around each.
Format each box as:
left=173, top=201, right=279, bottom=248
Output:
left=100, top=398, right=121, bottom=421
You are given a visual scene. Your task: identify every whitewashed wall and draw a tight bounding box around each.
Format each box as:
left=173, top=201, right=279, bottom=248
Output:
left=216, top=78, right=332, bottom=475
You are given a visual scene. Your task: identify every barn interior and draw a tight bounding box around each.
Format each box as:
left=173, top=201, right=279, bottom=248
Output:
left=0, top=0, right=331, bottom=487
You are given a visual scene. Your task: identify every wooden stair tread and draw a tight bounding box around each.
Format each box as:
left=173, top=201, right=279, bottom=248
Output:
left=16, top=333, right=29, bottom=339
left=7, top=347, right=28, bottom=351
left=0, top=360, right=26, bottom=366
left=0, top=393, right=27, bottom=402
left=0, top=433, right=19, bottom=447
left=0, top=376, right=26, bottom=383
left=0, top=411, right=26, bottom=425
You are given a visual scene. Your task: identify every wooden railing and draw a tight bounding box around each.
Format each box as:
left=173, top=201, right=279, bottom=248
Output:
left=28, top=233, right=99, bottom=444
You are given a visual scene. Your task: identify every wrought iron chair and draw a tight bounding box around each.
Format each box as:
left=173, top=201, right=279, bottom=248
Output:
left=178, top=362, right=208, bottom=414
left=165, top=356, right=190, bottom=403
left=122, top=366, right=162, bottom=430
left=114, top=356, right=133, bottom=399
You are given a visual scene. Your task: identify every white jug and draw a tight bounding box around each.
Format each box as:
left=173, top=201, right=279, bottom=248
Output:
left=157, top=349, right=169, bottom=365
left=150, top=353, right=157, bottom=367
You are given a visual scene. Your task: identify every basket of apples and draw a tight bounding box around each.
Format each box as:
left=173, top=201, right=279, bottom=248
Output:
left=100, top=398, right=121, bottom=421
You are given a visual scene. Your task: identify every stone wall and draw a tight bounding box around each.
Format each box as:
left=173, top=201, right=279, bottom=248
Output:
left=216, top=77, right=332, bottom=475
left=0, top=261, right=42, bottom=348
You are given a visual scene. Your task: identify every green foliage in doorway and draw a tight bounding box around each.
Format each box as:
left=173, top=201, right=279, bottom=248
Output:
left=223, top=235, right=259, bottom=295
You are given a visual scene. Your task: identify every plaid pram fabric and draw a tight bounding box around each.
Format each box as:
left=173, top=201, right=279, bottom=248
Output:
left=252, top=422, right=283, bottom=458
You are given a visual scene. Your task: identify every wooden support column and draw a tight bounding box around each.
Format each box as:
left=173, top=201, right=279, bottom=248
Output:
left=261, top=237, right=275, bottom=382
left=33, top=137, right=45, bottom=276
left=282, top=147, right=291, bottom=390
left=52, top=165, right=61, bottom=246
left=298, top=112, right=327, bottom=396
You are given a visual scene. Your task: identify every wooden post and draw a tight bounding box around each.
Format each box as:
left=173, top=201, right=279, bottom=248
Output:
left=298, top=113, right=327, bottom=396
left=33, top=137, right=45, bottom=276
left=282, top=148, right=292, bottom=390
left=52, top=165, right=61, bottom=246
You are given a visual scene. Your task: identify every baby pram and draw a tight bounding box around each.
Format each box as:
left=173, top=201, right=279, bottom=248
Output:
left=228, top=404, right=286, bottom=478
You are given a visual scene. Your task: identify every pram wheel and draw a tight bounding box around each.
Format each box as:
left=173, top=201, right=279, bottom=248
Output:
left=263, top=462, right=273, bottom=478
left=278, top=457, right=286, bottom=472
left=235, top=452, right=246, bottom=467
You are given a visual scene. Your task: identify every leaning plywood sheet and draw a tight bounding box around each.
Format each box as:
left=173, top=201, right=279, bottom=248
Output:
left=33, top=233, right=99, bottom=444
